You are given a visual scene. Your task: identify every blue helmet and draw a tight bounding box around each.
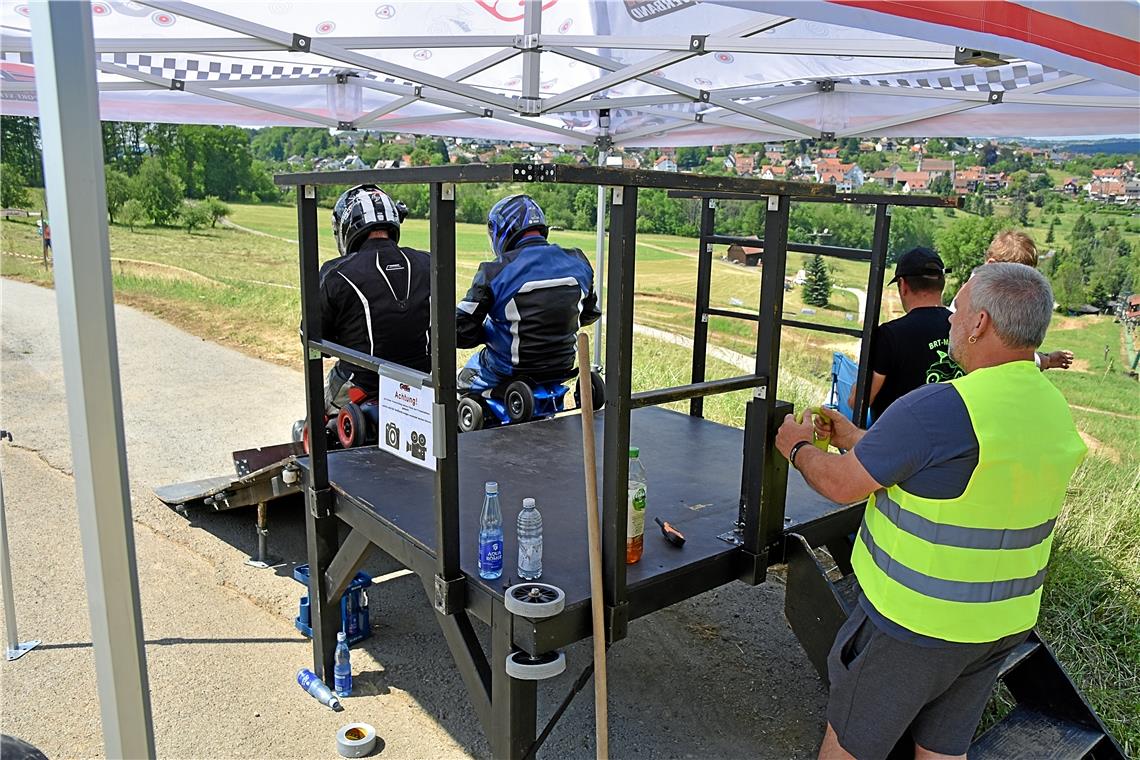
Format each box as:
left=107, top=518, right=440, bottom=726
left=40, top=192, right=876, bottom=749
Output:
left=487, top=194, right=548, bottom=258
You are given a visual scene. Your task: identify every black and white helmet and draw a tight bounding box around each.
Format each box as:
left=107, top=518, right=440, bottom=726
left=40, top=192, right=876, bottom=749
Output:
left=332, top=184, right=408, bottom=255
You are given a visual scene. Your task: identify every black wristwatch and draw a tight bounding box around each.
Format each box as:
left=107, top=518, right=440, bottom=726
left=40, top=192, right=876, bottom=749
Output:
left=788, top=440, right=813, bottom=470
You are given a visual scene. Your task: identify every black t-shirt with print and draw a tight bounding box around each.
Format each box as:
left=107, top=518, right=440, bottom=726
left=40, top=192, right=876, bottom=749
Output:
left=869, top=305, right=961, bottom=419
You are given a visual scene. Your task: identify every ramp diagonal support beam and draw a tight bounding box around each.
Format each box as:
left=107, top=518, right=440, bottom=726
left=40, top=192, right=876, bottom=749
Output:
left=324, top=529, right=373, bottom=603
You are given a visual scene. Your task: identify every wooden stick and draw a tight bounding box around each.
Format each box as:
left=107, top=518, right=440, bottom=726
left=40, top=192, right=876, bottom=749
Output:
left=576, top=333, right=609, bottom=760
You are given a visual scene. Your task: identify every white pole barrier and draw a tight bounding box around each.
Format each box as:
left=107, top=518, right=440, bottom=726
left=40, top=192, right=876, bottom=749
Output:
left=0, top=431, right=40, bottom=661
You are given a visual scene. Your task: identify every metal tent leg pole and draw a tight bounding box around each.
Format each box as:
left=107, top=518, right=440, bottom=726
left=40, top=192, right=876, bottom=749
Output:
left=591, top=123, right=609, bottom=368
left=30, top=2, right=155, bottom=756
left=0, top=433, right=40, bottom=662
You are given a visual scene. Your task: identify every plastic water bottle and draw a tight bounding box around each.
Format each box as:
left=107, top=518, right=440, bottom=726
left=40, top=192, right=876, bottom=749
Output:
left=334, top=631, right=352, bottom=697
left=478, top=481, right=504, bottom=580
left=516, top=497, right=543, bottom=580
left=627, top=447, right=648, bottom=565
left=297, top=668, right=342, bottom=711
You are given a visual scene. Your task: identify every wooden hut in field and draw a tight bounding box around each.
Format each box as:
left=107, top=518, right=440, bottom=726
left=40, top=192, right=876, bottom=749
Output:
left=726, top=238, right=763, bottom=266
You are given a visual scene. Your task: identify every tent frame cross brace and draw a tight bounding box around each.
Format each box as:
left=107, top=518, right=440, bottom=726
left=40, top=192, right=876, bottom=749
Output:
left=6, top=0, right=1134, bottom=148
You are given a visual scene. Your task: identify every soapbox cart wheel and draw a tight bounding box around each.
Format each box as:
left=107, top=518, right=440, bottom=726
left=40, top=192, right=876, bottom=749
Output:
left=457, top=397, right=484, bottom=432
left=574, top=369, right=606, bottom=411
left=337, top=403, right=367, bottom=448
left=504, top=381, right=534, bottom=423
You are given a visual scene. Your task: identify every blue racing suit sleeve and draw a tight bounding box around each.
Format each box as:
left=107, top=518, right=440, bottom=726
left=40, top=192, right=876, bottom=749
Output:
left=456, top=262, right=495, bottom=349
left=575, top=250, right=602, bottom=328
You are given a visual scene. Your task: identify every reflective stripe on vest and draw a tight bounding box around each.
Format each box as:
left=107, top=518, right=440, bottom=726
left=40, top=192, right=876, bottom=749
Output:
left=851, top=361, right=1087, bottom=643
left=858, top=522, right=1047, bottom=603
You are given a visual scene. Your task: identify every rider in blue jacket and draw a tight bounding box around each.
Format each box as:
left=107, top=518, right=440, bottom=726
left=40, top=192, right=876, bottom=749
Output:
left=456, top=194, right=602, bottom=393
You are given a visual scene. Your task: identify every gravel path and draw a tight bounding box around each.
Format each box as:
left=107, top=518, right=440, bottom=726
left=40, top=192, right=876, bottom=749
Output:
left=833, top=287, right=867, bottom=321
left=0, top=278, right=826, bottom=759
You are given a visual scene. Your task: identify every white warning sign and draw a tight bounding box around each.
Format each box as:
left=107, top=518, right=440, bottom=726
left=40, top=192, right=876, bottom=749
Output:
left=378, top=376, right=436, bottom=471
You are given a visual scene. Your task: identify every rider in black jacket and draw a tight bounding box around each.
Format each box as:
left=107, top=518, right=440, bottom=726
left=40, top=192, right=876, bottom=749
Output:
left=315, top=184, right=431, bottom=413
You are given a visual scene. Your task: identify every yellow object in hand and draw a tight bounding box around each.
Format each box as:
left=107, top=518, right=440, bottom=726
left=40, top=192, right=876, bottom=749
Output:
left=795, top=406, right=832, bottom=450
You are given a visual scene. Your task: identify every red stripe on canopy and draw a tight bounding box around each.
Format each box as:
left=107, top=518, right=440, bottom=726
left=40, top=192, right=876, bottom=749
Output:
left=829, top=0, right=1140, bottom=75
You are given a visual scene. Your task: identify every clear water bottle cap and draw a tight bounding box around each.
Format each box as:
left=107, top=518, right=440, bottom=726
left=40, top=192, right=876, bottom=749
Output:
left=337, top=631, right=347, bottom=642
left=522, top=497, right=535, bottom=508
left=629, top=446, right=640, bottom=458
left=485, top=481, right=498, bottom=494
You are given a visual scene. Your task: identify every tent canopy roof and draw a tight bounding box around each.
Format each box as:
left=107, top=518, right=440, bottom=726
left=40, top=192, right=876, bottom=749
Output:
left=2, top=0, right=1137, bottom=146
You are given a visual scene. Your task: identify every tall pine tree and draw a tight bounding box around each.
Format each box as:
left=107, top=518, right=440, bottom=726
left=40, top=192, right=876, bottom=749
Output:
left=802, top=254, right=832, bottom=307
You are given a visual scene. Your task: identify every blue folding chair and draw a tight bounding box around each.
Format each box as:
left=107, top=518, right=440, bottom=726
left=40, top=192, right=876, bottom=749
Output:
left=829, top=352, right=874, bottom=427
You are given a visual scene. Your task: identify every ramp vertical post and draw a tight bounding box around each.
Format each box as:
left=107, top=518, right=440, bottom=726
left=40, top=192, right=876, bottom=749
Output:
left=490, top=601, right=537, bottom=759
left=430, top=183, right=463, bottom=613
left=852, top=205, right=890, bottom=427
left=690, top=198, right=716, bottom=417
left=602, top=185, right=637, bottom=642
left=739, top=195, right=790, bottom=567
left=297, top=185, right=338, bottom=679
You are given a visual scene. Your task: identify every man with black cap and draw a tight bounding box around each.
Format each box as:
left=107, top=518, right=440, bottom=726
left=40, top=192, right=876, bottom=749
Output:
left=848, top=246, right=960, bottom=420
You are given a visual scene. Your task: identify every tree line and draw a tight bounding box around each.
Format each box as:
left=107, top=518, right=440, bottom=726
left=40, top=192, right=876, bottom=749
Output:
left=2, top=117, right=1135, bottom=308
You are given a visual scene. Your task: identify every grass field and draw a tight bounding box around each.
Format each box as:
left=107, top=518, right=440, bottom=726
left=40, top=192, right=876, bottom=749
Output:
left=2, top=205, right=1137, bottom=751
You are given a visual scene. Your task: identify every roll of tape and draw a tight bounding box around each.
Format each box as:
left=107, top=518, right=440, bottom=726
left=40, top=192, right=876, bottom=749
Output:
left=336, top=722, right=376, bottom=758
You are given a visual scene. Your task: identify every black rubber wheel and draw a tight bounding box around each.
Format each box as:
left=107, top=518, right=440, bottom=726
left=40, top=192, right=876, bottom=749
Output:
left=574, top=369, right=606, bottom=411
left=458, top=397, right=484, bottom=432
left=337, top=403, right=366, bottom=448
left=504, top=381, right=534, bottom=423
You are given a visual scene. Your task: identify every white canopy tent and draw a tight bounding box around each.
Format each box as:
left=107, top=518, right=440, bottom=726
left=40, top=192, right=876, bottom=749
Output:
left=8, top=2, right=1139, bottom=757
left=4, top=0, right=1139, bottom=143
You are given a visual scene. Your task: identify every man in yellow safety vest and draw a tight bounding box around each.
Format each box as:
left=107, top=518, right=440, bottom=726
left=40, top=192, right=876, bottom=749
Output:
left=777, top=263, right=1086, bottom=760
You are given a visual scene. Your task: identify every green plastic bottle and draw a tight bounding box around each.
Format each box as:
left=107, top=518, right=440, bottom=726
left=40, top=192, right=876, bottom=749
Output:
left=627, top=447, right=647, bottom=564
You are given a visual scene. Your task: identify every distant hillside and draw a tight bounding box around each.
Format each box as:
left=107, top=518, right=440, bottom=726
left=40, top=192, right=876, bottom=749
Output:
left=1053, top=139, right=1140, bottom=155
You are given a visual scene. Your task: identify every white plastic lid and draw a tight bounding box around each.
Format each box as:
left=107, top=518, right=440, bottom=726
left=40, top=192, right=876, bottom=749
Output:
left=337, top=631, right=347, bottom=642
left=523, top=497, right=535, bottom=508
left=485, top=481, right=498, bottom=494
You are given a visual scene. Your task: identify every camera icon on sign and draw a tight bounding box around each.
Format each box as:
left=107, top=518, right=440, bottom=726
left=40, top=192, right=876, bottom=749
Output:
left=384, top=421, right=400, bottom=449
left=407, top=431, right=427, bottom=461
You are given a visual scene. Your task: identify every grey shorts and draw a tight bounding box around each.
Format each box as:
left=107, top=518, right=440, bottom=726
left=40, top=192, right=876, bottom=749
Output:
left=323, top=365, right=356, bottom=415
left=826, top=602, right=1028, bottom=758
